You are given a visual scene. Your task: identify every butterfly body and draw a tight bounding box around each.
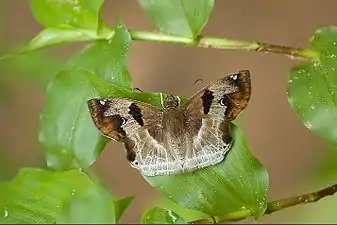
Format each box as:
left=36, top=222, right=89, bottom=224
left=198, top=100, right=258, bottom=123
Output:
left=88, top=70, right=251, bottom=176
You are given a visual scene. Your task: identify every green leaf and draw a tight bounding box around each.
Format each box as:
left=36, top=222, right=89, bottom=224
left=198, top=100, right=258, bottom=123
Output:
left=144, top=123, right=268, bottom=219
left=141, top=207, right=186, bottom=224
left=287, top=26, right=337, bottom=145
left=3, top=50, right=63, bottom=87
left=114, top=196, right=135, bottom=222
left=21, top=26, right=106, bottom=55
left=0, top=168, right=120, bottom=224
left=71, top=24, right=132, bottom=87
left=30, top=0, right=105, bottom=29
left=55, top=185, right=132, bottom=224
left=138, top=0, right=214, bottom=38
left=154, top=196, right=208, bottom=222
left=39, top=69, right=105, bottom=170
left=83, top=69, right=163, bottom=108
left=9, top=1, right=113, bottom=57
left=39, top=22, right=132, bottom=170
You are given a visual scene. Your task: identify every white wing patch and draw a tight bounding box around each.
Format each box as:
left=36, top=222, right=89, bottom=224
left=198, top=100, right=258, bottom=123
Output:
left=183, top=119, right=232, bottom=172
left=128, top=129, right=184, bottom=176
left=129, top=119, right=232, bottom=177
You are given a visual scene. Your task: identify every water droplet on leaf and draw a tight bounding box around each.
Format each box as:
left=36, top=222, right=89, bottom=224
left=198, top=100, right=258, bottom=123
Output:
left=3, top=208, right=9, bottom=218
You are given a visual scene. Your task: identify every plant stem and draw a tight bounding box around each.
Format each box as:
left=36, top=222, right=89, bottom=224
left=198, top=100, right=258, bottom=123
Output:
left=129, top=30, right=319, bottom=60
left=188, top=183, right=337, bottom=224
left=0, top=29, right=319, bottom=61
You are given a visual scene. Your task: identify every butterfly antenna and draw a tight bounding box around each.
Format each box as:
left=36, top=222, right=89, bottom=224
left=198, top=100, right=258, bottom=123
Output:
left=193, top=78, right=203, bottom=86
left=179, top=78, right=204, bottom=100
left=133, top=87, right=144, bottom=92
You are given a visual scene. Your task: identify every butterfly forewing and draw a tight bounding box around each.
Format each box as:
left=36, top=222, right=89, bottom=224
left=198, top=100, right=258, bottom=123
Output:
left=183, top=70, right=251, bottom=121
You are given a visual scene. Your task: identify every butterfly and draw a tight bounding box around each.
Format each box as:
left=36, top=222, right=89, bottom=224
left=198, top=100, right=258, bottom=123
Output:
left=87, top=70, right=251, bottom=177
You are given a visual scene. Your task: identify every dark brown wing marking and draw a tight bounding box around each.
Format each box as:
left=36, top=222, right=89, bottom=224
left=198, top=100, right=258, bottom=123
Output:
left=201, top=89, right=214, bottom=115
left=87, top=99, right=127, bottom=141
left=87, top=98, right=164, bottom=142
left=183, top=70, right=251, bottom=122
left=128, top=103, right=144, bottom=126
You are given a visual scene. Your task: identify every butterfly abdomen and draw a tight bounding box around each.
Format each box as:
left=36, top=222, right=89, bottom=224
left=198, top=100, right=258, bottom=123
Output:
left=162, top=109, right=190, bottom=160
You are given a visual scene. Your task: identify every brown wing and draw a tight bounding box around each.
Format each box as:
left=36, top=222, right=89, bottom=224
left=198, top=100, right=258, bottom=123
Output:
left=181, top=70, right=251, bottom=172
left=87, top=98, right=181, bottom=176
left=87, top=98, right=163, bottom=142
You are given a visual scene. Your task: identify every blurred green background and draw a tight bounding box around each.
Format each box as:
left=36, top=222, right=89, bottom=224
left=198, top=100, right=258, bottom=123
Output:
left=1, top=0, right=337, bottom=223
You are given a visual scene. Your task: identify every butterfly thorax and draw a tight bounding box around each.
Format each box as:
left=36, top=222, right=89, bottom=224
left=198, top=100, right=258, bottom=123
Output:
left=163, top=94, right=180, bottom=109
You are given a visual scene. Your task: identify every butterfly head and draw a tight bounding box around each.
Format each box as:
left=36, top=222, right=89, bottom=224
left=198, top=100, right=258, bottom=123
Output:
left=163, top=94, right=180, bottom=109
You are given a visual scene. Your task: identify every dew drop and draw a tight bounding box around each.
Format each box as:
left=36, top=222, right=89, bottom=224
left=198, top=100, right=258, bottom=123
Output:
left=167, top=210, right=178, bottom=222
left=310, top=105, right=315, bottom=110
left=71, top=0, right=79, bottom=5
left=305, top=121, right=313, bottom=129
left=297, top=70, right=304, bottom=75
left=288, top=79, right=293, bottom=83
left=73, top=6, right=81, bottom=12
left=3, top=208, right=9, bottom=218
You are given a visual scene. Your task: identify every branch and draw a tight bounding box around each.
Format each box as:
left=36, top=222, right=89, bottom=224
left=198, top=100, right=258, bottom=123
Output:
left=189, top=183, right=337, bottom=224
left=129, top=30, right=319, bottom=60
left=0, top=29, right=319, bottom=61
